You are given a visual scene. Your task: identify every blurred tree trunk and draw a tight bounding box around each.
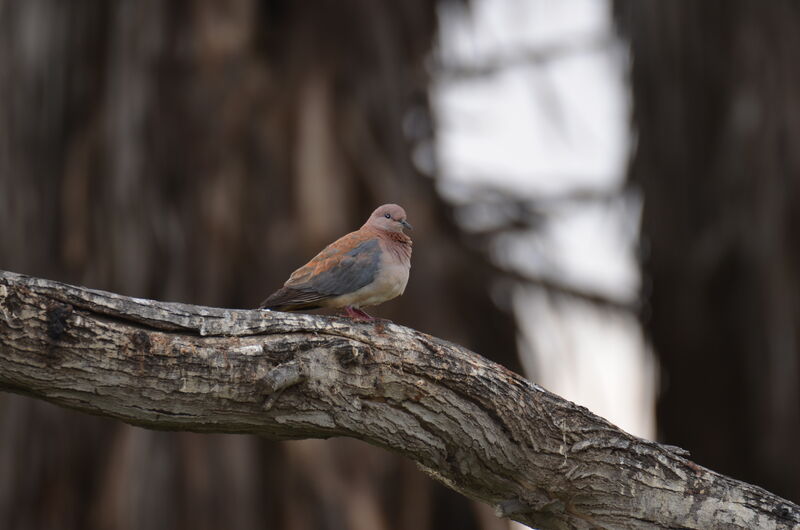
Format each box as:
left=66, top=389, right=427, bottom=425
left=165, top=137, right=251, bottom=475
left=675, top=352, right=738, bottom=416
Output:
left=0, top=1, right=518, bottom=529
left=615, top=1, right=800, bottom=503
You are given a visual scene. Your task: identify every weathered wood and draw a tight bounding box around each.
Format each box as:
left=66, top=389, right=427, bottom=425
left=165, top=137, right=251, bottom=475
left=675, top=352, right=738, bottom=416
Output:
left=0, top=270, right=797, bottom=529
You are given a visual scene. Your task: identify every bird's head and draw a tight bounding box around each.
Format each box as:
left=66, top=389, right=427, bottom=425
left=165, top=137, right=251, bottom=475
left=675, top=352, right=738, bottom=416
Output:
left=366, top=204, right=413, bottom=233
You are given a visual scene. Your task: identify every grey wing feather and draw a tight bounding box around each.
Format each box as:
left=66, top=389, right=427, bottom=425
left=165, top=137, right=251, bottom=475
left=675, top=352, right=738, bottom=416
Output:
left=306, top=239, right=381, bottom=295
left=260, top=239, right=381, bottom=310
left=259, top=287, right=326, bottom=310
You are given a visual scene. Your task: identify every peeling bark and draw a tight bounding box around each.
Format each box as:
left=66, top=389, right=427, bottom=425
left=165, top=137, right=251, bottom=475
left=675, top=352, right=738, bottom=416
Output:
left=0, top=270, right=798, bottom=530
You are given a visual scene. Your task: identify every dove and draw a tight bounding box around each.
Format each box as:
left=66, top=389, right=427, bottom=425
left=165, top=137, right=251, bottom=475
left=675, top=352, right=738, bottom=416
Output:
left=260, top=204, right=412, bottom=320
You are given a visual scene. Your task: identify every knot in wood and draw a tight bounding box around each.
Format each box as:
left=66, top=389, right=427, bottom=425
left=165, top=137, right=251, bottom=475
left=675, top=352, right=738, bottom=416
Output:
left=331, top=339, right=370, bottom=368
left=1, top=285, right=23, bottom=317
left=130, top=330, right=152, bottom=353
left=46, top=303, right=72, bottom=342
left=261, top=360, right=307, bottom=394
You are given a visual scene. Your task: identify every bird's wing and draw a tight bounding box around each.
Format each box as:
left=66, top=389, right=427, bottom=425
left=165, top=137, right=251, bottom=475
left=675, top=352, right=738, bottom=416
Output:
left=261, top=232, right=381, bottom=309
left=287, top=232, right=381, bottom=295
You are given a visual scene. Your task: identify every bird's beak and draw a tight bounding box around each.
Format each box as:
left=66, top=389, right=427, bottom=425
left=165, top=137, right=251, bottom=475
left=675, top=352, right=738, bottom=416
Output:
left=400, top=219, right=413, bottom=231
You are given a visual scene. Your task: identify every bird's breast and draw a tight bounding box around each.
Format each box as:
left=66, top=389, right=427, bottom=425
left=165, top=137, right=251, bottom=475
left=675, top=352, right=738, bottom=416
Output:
left=376, top=261, right=410, bottom=298
left=329, top=261, right=409, bottom=308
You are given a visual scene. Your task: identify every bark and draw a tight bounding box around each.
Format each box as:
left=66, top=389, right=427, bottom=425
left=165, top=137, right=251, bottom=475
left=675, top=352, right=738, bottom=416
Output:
left=1, top=270, right=798, bottom=530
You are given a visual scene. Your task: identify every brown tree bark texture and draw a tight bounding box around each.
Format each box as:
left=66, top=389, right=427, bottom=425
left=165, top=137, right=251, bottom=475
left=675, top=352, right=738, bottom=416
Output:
left=1, top=271, right=798, bottom=530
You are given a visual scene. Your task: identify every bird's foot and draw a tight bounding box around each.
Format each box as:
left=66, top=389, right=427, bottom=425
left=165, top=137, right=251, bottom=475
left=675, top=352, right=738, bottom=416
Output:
left=342, top=306, right=375, bottom=321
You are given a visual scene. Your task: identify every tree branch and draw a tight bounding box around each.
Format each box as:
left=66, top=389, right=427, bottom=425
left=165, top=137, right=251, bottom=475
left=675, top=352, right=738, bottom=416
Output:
left=0, top=270, right=797, bottom=529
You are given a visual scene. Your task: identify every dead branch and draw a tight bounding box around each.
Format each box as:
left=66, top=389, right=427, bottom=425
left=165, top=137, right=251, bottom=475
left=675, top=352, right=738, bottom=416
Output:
left=0, top=270, right=797, bottom=529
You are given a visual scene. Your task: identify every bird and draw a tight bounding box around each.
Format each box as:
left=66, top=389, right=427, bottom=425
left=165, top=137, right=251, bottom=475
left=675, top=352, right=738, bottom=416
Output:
left=260, top=204, right=412, bottom=320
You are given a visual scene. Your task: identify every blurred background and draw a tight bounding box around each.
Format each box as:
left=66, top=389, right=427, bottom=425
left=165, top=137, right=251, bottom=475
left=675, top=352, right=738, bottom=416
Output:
left=1, top=1, right=798, bottom=529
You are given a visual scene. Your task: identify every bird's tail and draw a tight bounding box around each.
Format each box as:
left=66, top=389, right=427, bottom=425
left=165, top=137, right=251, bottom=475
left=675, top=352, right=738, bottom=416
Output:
left=259, top=287, right=325, bottom=311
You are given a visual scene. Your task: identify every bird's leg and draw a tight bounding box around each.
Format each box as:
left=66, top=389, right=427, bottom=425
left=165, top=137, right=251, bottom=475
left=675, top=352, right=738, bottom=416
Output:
left=342, top=306, right=375, bottom=321
left=352, top=307, right=374, bottom=320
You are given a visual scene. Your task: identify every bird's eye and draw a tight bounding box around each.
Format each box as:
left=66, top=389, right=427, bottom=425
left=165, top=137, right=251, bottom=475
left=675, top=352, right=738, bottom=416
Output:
left=384, top=213, right=391, bottom=219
